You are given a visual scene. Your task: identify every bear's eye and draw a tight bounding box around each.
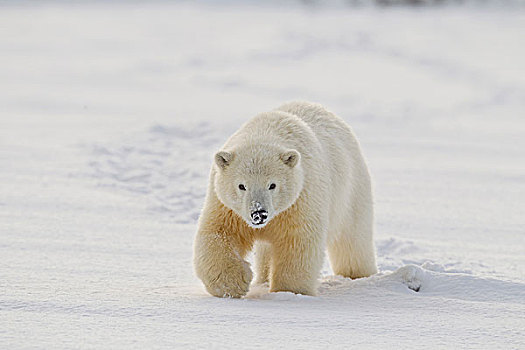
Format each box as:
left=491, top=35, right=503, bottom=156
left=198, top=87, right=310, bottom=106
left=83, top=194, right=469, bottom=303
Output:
left=269, top=183, right=276, bottom=190
left=238, top=184, right=246, bottom=191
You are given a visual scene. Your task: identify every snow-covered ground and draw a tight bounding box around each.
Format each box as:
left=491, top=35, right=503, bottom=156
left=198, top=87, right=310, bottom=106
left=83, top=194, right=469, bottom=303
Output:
left=1, top=2, right=524, bottom=348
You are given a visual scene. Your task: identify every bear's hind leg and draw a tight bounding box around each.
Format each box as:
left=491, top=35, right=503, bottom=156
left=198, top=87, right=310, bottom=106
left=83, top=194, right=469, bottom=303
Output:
left=328, top=234, right=376, bottom=279
left=328, top=211, right=377, bottom=279
left=254, top=241, right=272, bottom=284
left=328, top=190, right=378, bottom=279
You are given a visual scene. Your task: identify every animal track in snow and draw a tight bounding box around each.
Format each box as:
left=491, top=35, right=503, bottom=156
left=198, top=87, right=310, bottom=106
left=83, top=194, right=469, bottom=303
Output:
left=87, top=123, right=223, bottom=223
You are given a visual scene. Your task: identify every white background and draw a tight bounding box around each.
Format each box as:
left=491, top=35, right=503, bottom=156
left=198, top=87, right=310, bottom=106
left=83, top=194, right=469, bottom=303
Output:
left=1, top=1, right=524, bottom=348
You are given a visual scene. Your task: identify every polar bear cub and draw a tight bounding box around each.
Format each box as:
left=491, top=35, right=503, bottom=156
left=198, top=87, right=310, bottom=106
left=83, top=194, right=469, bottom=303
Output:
left=193, top=101, right=377, bottom=298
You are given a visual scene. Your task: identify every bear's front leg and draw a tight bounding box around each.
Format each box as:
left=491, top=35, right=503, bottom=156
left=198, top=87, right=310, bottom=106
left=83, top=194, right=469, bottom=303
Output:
left=269, top=226, right=325, bottom=296
left=193, top=231, right=253, bottom=298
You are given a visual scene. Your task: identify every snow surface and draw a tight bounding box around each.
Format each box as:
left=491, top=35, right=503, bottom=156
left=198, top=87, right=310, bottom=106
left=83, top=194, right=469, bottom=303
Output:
left=1, top=1, right=525, bottom=349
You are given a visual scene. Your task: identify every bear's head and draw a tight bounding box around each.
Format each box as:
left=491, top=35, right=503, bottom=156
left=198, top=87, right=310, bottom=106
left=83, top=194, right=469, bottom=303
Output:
left=213, top=144, right=304, bottom=229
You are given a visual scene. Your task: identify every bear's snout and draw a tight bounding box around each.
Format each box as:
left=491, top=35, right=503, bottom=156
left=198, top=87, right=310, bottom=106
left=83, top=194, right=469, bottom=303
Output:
left=249, top=201, right=269, bottom=226
left=250, top=210, right=268, bottom=226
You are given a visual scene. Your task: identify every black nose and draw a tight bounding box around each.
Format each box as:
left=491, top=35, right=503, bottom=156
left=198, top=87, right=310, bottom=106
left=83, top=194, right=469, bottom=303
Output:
left=250, top=210, right=268, bottom=225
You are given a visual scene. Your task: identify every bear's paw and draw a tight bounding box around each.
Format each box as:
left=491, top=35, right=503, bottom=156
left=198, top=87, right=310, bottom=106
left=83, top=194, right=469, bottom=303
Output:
left=205, top=259, right=253, bottom=298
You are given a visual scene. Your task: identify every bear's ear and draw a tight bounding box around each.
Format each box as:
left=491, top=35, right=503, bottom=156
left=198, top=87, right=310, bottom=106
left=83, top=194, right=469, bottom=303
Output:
left=280, top=149, right=300, bottom=168
left=215, top=151, right=233, bottom=170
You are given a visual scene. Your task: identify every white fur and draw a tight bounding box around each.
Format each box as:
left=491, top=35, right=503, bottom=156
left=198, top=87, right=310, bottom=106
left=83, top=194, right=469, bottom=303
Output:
left=193, top=101, right=377, bottom=298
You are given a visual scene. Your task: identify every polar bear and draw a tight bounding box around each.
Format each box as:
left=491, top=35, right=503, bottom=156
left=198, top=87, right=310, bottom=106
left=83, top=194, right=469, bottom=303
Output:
left=193, top=101, right=377, bottom=298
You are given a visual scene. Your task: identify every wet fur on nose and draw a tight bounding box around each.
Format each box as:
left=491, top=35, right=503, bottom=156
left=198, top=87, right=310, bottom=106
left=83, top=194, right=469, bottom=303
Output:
left=250, top=201, right=263, bottom=212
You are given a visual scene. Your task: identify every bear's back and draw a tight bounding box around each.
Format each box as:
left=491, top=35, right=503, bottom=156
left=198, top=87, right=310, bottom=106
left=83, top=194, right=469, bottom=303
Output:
left=276, top=101, right=354, bottom=142
left=276, top=101, right=369, bottom=235
left=224, top=105, right=320, bottom=158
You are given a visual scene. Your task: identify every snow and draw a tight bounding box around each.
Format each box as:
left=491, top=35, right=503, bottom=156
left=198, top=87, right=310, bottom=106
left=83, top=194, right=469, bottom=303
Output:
left=1, top=1, right=524, bottom=348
